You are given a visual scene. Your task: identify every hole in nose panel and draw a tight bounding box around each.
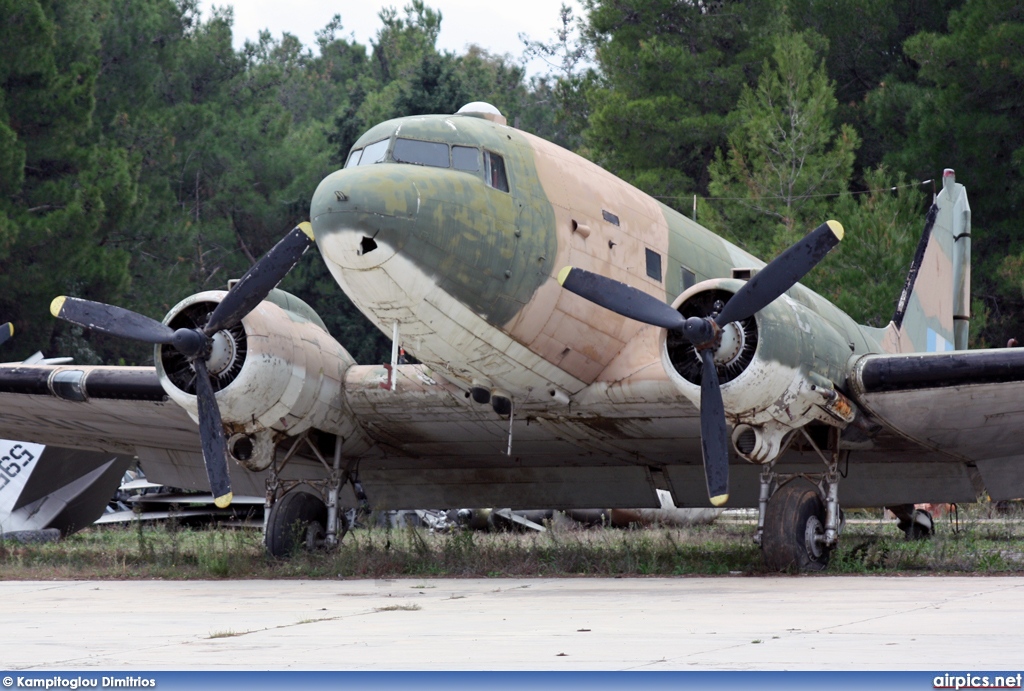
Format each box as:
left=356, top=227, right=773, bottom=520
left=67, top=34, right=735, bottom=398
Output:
left=360, top=236, right=378, bottom=255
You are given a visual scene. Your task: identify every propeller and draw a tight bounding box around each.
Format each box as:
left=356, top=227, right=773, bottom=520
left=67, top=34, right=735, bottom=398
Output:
left=558, top=220, right=844, bottom=506
left=0, top=322, right=12, bottom=347
left=50, top=222, right=316, bottom=507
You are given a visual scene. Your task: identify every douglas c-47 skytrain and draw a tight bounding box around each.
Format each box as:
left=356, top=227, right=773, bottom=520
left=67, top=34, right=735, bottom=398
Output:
left=0, top=102, right=1014, bottom=570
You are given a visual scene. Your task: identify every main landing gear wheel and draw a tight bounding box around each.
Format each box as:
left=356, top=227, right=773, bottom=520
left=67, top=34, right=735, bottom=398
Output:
left=762, top=480, right=831, bottom=572
left=265, top=489, right=328, bottom=558
left=900, top=508, right=935, bottom=541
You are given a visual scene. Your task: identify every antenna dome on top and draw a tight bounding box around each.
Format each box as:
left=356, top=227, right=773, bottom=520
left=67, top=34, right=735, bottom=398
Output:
left=456, top=102, right=507, bottom=126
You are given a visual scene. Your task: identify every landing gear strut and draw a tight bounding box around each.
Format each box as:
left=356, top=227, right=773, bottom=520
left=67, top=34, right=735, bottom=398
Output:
left=756, top=428, right=845, bottom=571
left=263, top=432, right=360, bottom=558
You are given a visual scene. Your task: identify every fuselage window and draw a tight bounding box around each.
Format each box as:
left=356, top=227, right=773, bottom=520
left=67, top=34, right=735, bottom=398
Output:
left=681, top=266, right=696, bottom=290
left=452, top=145, right=480, bottom=171
left=484, top=151, right=509, bottom=192
left=345, top=148, right=362, bottom=168
left=393, top=138, right=450, bottom=168
left=646, top=248, right=662, bottom=282
left=358, top=138, right=390, bottom=166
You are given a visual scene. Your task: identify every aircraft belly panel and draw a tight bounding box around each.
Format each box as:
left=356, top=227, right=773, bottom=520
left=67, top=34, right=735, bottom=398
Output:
left=974, top=456, right=1024, bottom=501
left=359, top=466, right=659, bottom=510
left=667, top=456, right=977, bottom=508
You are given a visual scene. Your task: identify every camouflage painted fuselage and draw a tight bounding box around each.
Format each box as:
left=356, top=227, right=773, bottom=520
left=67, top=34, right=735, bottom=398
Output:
left=310, top=112, right=880, bottom=403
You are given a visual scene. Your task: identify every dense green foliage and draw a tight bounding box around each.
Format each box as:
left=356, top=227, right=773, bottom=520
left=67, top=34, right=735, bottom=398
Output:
left=575, top=0, right=1022, bottom=338
left=0, top=0, right=553, bottom=364
left=0, top=0, right=1020, bottom=362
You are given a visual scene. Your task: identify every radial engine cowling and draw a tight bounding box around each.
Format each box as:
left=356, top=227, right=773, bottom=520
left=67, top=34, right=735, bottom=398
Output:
left=661, top=278, right=858, bottom=464
left=155, top=289, right=357, bottom=471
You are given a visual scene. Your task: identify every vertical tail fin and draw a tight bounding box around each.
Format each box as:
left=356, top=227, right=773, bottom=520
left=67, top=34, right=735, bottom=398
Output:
left=882, top=169, right=971, bottom=354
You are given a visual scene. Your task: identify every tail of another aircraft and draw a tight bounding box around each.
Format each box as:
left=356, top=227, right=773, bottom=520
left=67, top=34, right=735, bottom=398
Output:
left=880, top=169, right=971, bottom=354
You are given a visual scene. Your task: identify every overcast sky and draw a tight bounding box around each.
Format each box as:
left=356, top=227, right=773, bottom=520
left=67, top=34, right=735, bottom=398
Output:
left=199, top=0, right=585, bottom=76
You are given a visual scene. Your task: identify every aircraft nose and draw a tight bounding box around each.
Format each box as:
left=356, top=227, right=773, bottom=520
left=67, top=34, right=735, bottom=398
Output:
left=310, top=166, right=420, bottom=270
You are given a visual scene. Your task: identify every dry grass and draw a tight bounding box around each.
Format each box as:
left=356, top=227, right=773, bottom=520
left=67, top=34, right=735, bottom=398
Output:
left=375, top=604, right=422, bottom=612
left=1, top=505, right=1023, bottom=579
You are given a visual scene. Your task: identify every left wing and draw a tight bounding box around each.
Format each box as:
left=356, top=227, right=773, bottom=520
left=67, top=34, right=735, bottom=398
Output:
left=849, top=348, right=1024, bottom=500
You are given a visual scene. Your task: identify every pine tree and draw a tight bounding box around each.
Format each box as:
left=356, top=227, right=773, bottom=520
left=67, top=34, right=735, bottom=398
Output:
left=706, top=32, right=860, bottom=257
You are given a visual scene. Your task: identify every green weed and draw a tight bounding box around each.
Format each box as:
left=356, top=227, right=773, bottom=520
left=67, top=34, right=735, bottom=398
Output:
left=2, top=505, right=1024, bottom=579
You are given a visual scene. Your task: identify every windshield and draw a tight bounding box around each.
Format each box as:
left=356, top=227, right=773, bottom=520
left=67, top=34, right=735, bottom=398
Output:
left=452, top=145, right=479, bottom=171
left=393, top=138, right=450, bottom=168
left=345, top=137, right=486, bottom=179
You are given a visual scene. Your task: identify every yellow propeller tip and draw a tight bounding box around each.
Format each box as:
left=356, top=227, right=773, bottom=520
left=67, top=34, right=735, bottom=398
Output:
left=5, top=323, right=12, bottom=337
left=710, top=493, right=729, bottom=507
left=826, top=220, right=844, bottom=241
left=214, top=492, right=233, bottom=509
left=50, top=296, right=67, bottom=318
left=557, top=266, right=574, bottom=286
left=298, top=221, right=314, bottom=241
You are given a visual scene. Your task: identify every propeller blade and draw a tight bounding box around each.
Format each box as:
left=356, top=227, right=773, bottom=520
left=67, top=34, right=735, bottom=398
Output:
left=50, top=296, right=175, bottom=345
left=715, top=220, right=844, bottom=327
left=558, top=266, right=686, bottom=331
left=193, top=357, right=233, bottom=508
left=0, top=322, right=12, bottom=346
left=699, top=349, right=729, bottom=507
left=204, top=222, right=315, bottom=335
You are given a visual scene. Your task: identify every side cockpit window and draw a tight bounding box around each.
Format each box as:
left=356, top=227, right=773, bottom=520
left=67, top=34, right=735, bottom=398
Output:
left=352, top=138, right=389, bottom=167
left=484, top=151, right=509, bottom=192
left=393, top=138, right=450, bottom=168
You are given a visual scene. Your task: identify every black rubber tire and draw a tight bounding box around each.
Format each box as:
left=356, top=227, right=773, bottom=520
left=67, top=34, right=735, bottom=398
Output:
left=904, top=509, right=934, bottom=540
left=762, top=480, right=831, bottom=572
left=265, top=489, right=327, bottom=558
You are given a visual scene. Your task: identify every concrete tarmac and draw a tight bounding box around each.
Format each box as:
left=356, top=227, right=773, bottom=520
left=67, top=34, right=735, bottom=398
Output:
left=3, top=577, right=1024, bottom=670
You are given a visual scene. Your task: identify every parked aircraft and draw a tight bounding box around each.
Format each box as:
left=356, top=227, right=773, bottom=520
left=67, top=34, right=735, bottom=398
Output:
left=0, top=332, right=132, bottom=541
left=0, top=438, right=130, bottom=540
left=0, top=102, right=1007, bottom=570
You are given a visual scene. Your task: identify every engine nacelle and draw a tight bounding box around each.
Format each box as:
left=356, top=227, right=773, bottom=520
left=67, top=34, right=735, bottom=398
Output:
left=155, top=289, right=359, bottom=471
left=661, top=278, right=857, bottom=464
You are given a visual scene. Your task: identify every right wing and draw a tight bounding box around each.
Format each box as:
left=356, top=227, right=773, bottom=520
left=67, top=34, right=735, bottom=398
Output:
left=0, top=365, right=199, bottom=455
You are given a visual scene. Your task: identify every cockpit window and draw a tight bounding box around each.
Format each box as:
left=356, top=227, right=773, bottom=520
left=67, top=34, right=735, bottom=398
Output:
left=345, top=148, right=362, bottom=168
left=358, top=138, right=390, bottom=166
left=484, top=151, right=509, bottom=192
left=393, top=138, right=450, bottom=168
left=452, top=145, right=480, bottom=172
